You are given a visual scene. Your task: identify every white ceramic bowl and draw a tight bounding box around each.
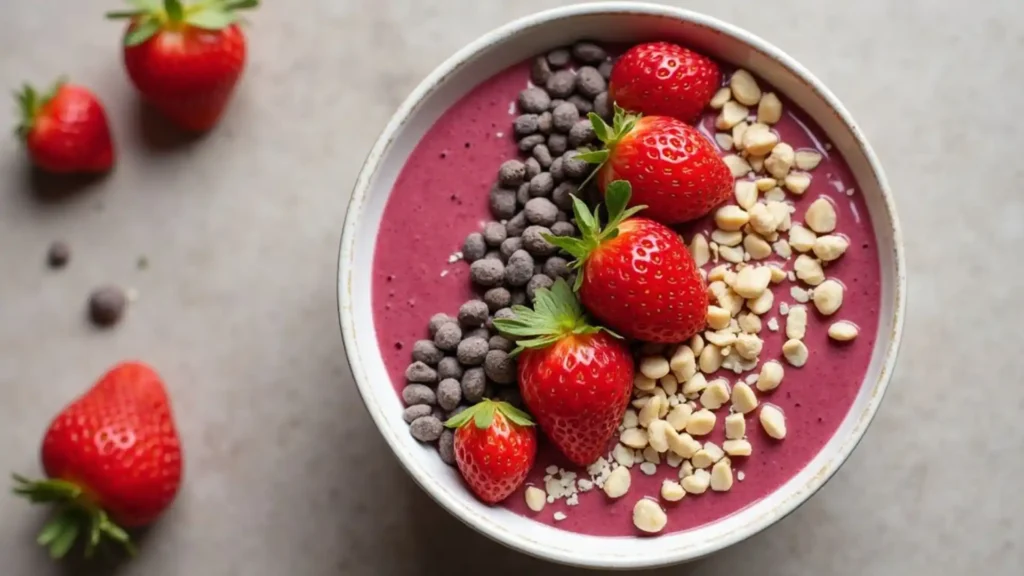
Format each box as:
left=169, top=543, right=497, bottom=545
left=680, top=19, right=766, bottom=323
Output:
left=338, top=2, right=905, bottom=569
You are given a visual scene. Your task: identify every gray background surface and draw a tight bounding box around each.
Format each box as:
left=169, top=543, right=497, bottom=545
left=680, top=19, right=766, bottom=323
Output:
left=1, top=0, right=1021, bottom=574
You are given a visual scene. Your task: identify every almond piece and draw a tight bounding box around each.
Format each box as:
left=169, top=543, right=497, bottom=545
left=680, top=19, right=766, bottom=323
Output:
left=620, top=427, right=649, bottom=449
left=716, top=101, right=749, bottom=130
left=699, top=343, right=724, bottom=373
left=734, top=333, right=764, bottom=360
left=782, top=339, right=809, bottom=367
left=707, top=306, right=732, bottom=330
left=732, top=121, right=749, bottom=151
left=757, top=92, right=783, bottom=124
left=710, top=458, right=734, bottom=491
left=730, top=69, right=762, bottom=106
left=788, top=226, right=817, bottom=255
left=755, top=177, right=777, bottom=192
left=784, top=172, right=812, bottom=195
left=669, top=344, right=697, bottom=381
left=828, top=320, right=860, bottom=341
left=756, top=360, right=785, bottom=392
left=759, top=405, right=787, bottom=439
left=666, top=428, right=701, bottom=458
left=688, top=232, right=710, bottom=267
left=795, top=149, right=823, bottom=171
left=723, top=439, right=752, bottom=456
left=724, top=413, right=746, bottom=439
left=794, top=254, right=825, bottom=286
left=639, top=355, right=670, bottom=380
left=604, top=466, right=632, bottom=498
left=764, top=142, right=795, bottom=179
left=813, top=279, right=845, bottom=315
left=733, top=265, right=773, bottom=299
left=731, top=382, right=759, bottom=414
left=661, top=480, right=686, bottom=502
left=813, top=234, right=850, bottom=262
left=743, top=124, right=779, bottom=156
left=666, top=404, right=693, bottom=431
left=805, top=198, right=837, bottom=233
left=715, top=132, right=734, bottom=150
left=685, top=409, right=717, bottom=436
left=746, top=289, right=774, bottom=315
left=682, top=469, right=711, bottom=494
left=786, top=305, right=808, bottom=339
left=711, top=229, right=743, bottom=247
left=647, top=419, right=672, bottom=453
left=682, top=373, right=708, bottom=396
left=699, top=378, right=731, bottom=410
left=744, top=233, right=772, bottom=260
left=748, top=203, right=778, bottom=236
left=735, top=180, right=758, bottom=210
left=723, top=154, right=752, bottom=178
left=710, top=86, right=732, bottom=109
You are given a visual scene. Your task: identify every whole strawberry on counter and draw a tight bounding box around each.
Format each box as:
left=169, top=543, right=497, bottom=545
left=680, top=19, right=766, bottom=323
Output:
left=609, top=41, right=720, bottom=124
left=445, top=399, right=536, bottom=504
left=14, top=80, right=114, bottom=174
left=579, top=105, right=733, bottom=224
left=12, top=362, right=183, bottom=559
left=494, top=279, right=634, bottom=466
left=107, top=0, right=259, bottom=132
left=545, top=181, right=708, bottom=344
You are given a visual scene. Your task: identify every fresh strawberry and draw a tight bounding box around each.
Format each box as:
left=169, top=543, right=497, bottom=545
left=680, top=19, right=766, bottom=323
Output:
left=609, top=41, right=720, bottom=124
left=546, top=181, right=708, bottom=343
left=579, top=106, right=733, bottom=224
left=12, top=362, right=183, bottom=559
left=14, top=81, right=114, bottom=174
left=106, top=0, right=259, bottom=132
left=494, top=279, right=634, bottom=466
left=445, top=399, right=536, bottom=504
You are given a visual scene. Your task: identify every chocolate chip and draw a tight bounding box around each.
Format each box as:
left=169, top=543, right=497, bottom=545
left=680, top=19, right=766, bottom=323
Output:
left=88, top=286, right=126, bottom=327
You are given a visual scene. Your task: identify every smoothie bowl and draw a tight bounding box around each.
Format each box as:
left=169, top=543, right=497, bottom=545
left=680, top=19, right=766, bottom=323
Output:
left=338, top=2, right=905, bottom=569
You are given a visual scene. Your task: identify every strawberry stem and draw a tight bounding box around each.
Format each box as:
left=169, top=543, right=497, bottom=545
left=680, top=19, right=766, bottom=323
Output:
left=444, top=399, right=534, bottom=429
left=13, top=80, right=65, bottom=141
left=541, top=182, right=646, bottom=290
left=11, top=474, right=136, bottom=560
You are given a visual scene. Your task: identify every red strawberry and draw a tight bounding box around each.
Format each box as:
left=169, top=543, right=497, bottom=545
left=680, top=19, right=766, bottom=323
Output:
left=107, top=0, right=258, bottom=132
left=580, top=107, right=733, bottom=224
left=445, top=399, right=536, bottom=504
left=14, top=81, right=114, bottom=174
left=12, top=362, right=183, bottom=559
left=546, top=181, right=708, bottom=343
left=609, top=41, right=721, bottom=124
left=494, top=279, right=634, bottom=466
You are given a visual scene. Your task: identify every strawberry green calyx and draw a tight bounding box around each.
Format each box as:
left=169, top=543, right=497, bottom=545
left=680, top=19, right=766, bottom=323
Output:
left=13, top=80, right=64, bottom=140
left=493, top=278, right=615, bottom=352
left=106, top=0, right=260, bottom=47
left=542, top=181, right=646, bottom=290
left=574, top=104, right=639, bottom=187
left=11, top=474, right=135, bottom=559
left=444, top=398, right=534, bottom=430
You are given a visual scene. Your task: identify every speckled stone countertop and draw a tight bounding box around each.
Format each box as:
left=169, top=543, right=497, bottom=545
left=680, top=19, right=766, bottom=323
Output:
left=1, top=0, right=1021, bottom=574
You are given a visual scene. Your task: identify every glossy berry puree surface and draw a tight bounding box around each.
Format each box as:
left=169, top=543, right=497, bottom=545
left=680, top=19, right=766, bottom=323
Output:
left=371, top=59, right=881, bottom=536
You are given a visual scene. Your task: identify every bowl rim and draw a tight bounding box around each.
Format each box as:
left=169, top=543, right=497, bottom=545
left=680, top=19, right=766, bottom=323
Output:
left=338, top=1, right=906, bottom=568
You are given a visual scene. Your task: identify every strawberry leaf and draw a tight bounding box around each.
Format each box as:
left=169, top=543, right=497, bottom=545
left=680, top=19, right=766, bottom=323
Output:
left=575, top=149, right=608, bottom=164
left=125, top=18, right=161, bottom=46
left=493, top=278, right=613, bottom=354
left=128, top=0, right=161, bottom=9
left=473, top=402, right=495, bottom=429
left=605, top=180, right=630, bottom=221
left=12, top=474, right=136, bottom=559
left=495, top=402, right=535, bottom=427
left=186, top=7, right=238, bottom=29
left=164, top=0, right=183, bottom=20
left=48, top=518, right=80, bottom=559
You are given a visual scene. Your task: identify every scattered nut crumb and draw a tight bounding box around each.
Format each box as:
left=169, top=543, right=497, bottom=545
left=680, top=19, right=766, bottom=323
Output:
left=759, top=405, right=787, bottom=439
left=828, top=320, right=860, bottom=341
left=632, top=498, right=667, bottom=533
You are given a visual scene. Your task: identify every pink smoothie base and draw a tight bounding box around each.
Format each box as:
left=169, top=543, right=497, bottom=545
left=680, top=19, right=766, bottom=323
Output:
left=372, top=60, right=881, bottom=537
